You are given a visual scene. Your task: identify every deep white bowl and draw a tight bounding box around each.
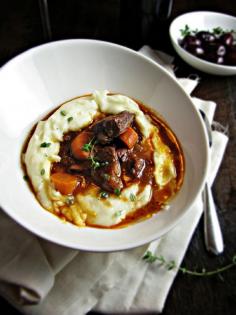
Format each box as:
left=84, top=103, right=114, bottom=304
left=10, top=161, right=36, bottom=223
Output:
left=0, top=40, right=209, bottom=251
left=170, top=11, right=236, bottom=75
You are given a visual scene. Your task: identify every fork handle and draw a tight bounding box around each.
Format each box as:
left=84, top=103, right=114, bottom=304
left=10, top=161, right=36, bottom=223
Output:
left=203, top=183, right=224, bottom=255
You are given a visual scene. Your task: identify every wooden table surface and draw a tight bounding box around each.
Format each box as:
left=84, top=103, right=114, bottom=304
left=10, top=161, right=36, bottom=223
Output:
left=0, top=1, right=235, bottom=314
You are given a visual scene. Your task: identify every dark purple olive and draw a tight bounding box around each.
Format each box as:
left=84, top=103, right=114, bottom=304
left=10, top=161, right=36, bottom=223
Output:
left=204, top=42, right=216, bottom=52
left=216, top=56, right=224, bottom=64
left=220, top=33, right=234, bottom=46
left=225, top=46, right=236, bottom=65
left=204, top=52, right=225, bottom=65
left=194, top=47, right=205, bottom=56
left=204, top=43, right=226, bottom=57
left=196, top=31, right=216, bottom=43
left=186, top=45, right=204, bottom=57
left=181, top=35, right=201, bottom=49
left=204, top=52, right=217, bottom=63
left=216, top=45, right=226, bottom=56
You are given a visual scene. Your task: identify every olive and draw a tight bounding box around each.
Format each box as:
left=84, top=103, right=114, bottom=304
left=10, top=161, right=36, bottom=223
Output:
left=196, top=31, right=216, bottom=43
left=225, top=46, right=236, bottom=65
left=181, top=35, right=201, bottom=49
left=186, top=45, right=204, bottom=57
left=204, top=42, right=216, bottom=53
left=194, top=47, right=204, bottom=56
left=180, top=29, right=236, bottom=66
left=216, top=45, right=226, bottom=56
left=220, top=33, right=234, bottom=46
left=204, top=52, right=217, bottom=63
left=204, top=43, right=226, bottom=57
left=204, top=52, right=225, bottom=65
left=216, top=56, right=224, bottom=64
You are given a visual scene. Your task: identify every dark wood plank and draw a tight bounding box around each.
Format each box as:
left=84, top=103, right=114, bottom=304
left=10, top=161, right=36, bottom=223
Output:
left=0, top=1, right=235, bottom=315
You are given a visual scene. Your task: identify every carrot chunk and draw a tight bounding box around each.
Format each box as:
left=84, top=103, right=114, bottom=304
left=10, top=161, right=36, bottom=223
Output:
left=119, top=127, right=138, bottom=149
left=71, top=131, right=93, bottom=159
left=51, top=172, right=78, bottom=195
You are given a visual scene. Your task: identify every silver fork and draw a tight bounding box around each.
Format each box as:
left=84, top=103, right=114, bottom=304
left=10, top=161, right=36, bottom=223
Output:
left=200, top=110, right=224, bottom=255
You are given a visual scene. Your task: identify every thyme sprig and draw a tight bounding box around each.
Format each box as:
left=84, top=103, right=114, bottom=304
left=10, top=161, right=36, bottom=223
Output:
left=143, top=251, right=236, bottom=277
left=89, top=156, right=101, bottom=169
left=81, top=137, right=102, bottom=169
left=82, top=137, right=95, bottom=152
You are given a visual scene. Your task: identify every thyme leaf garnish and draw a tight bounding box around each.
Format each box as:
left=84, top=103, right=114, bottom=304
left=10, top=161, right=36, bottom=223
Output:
left=114, top=188, right=121, bottom=196
left=60, top=110, right=67, bottom=116
left=82, top=137, right=96, bottom=152
left=82, top=137, right=95, bottom=152
left=40, top=168, right=45, bottom=176
left=100, top=191, right=109, bottom=199
left=130, top=193, right=136, bottom=202
left=40, top=142, right=51, bottom=148
left=82, top=143, right=92, bottom=152
left=66, top=196, right=75, bottom=205
left=103, top=173, right=111, bottom=180
left=115, top=210, right=123, bottom=217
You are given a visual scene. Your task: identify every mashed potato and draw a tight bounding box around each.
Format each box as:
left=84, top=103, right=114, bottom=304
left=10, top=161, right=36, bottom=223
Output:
left=24, top=91, right=177, bottom=227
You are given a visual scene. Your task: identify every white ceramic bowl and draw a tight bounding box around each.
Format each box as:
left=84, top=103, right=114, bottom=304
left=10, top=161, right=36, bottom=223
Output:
left=0, top=40, right=209, bottom=251
left=170, top=11, right=236, bottom=75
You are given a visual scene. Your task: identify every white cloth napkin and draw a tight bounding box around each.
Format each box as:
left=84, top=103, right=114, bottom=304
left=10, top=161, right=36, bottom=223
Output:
left=0, top=46, right=228, bottom=315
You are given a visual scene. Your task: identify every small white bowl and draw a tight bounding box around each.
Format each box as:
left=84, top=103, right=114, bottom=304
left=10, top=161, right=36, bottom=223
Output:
left=0, top=40, right=209, bottom=251
left=170, top=11, right=236, bottom=75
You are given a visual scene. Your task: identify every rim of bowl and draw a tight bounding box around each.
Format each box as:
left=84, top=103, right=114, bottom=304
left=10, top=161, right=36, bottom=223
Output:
left=0, top=39, right=210, bottom=251
left=169, top=11, right=236, bottom=70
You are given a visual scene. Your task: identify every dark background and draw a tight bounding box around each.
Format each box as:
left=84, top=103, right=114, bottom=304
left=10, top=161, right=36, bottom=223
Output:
left=0, top=0, right=236, bottom=315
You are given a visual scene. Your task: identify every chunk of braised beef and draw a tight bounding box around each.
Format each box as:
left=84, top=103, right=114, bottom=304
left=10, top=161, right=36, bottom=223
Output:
left=76, top=175, right=86, bottom=189
left=60, top=155, right=76, bottom=167
left=63, top=134, right=73, bottom=141
left=68, top=164, right=82, bottom=172
left=68, top=160, right=91, bottom=175
left=58, top=136, right=76, bottom=167
left=92, top=146, right=119, bottom=166
left=130, top=158, right=146, bottom=179
left=92, top=169, right=123, bottom=192
left=116, top=148, right=130, bottom=163
left=91, top=111, right=134, bottom=144
left=91, top=146, right=123, bottom=192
